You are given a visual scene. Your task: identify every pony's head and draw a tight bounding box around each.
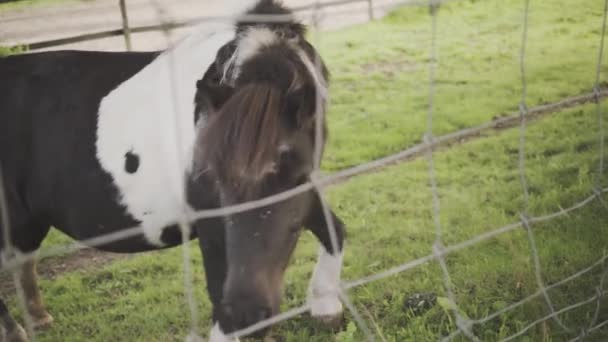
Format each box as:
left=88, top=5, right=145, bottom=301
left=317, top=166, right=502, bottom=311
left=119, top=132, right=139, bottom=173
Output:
left=193, top=0, right=330, bottom=336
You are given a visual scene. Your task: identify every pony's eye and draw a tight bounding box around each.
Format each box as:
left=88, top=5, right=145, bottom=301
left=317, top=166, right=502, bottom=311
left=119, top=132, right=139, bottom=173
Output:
left=285, top=96, right=300, bottom=115
left=281, top=96, right=301, bottom=130
left=279, top=149, right=297, bottom=163
left=297, top=175, right=309, bottom=185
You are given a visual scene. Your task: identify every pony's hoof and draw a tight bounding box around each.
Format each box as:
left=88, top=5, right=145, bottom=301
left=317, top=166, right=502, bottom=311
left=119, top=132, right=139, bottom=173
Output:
left=314, top=313, right=345, bottom=331
left=208, top=323, right=240, bottom=342
left=309, top=294, right=343, bottom=317
left=309, top=295, right=344, bottom=330
left=32, top=313, right=54, bottom=331
left=4, top=324, right=29, bottom=342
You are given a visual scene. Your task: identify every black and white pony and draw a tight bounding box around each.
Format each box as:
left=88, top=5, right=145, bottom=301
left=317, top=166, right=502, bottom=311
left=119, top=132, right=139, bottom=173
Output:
left=0, top=1, right=346, bottom=341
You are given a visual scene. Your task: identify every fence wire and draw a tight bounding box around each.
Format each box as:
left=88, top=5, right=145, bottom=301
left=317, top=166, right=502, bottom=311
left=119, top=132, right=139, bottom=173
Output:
left=425, top=1, right=479, bottom=341
left=2, top=0, right=466, bottom=51
left=1, top=0, right=608, bottom=341
left=517, top=0, right=573, bottom=335
left=596, top=0, right=608, bottom=192
left=146, top=0, right=201, bottom=337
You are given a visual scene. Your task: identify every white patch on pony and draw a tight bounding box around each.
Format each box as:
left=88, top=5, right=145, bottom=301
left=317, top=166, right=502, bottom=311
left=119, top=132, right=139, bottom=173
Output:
left=96, top=22, right=238, bottom=246
left=307, top=247, right=344, bottom=317
left=224, top=27, right=278, bottom=83
left=237, top=27, right=278, bottom=67
left=209, top=323, right=240, bottom=342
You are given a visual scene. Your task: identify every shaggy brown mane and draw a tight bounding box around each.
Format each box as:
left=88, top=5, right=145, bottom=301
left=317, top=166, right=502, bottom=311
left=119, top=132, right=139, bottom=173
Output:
left=196, top=82, right=284, bottom=198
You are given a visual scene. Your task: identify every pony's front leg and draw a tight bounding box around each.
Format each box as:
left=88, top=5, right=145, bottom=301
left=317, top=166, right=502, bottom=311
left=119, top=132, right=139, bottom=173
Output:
left=19, top=260, right=53, bottom=330
left=0, top=300, right=28, bottom=342
left=0, top=258, right=51, bottom=342
left=196, top=222, right=239, bottom=342
left=304, top=196, right=346, bottom=327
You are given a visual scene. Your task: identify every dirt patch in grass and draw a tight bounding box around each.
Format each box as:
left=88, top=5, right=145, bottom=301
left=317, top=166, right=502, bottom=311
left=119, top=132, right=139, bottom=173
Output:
left=0, top=248, right=127, bottom=297
left=361, top=59, right=420, bottom=76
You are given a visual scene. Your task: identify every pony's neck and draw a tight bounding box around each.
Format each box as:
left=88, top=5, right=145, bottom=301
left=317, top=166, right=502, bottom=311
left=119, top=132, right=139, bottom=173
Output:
left=137, top=23, right=238, bottom=173
left=97, top=23, right=237, bottom=207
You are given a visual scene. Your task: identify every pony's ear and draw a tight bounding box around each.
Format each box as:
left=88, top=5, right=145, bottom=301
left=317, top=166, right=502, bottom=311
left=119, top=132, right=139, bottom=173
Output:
left=215, top=40, right=238, bottom=73
left=196, top=68, right=233, bottom=112
left=194, top=40, right=238, bottom=118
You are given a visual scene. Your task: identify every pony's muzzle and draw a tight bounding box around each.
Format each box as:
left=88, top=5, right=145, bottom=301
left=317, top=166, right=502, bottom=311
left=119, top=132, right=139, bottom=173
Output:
left=220, top=296, right=274, bottom=337
left=220, top=263, right=283, bottom=336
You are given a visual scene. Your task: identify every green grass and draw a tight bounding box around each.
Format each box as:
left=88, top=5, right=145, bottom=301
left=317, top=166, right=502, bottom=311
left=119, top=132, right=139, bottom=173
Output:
left=23, top=103, right=608, bottom=342
left=5, top=0, right=608, bottom=341
left=318, top=0, right=608, bottom=171
left=0, top=45, right=25, bottom=57
left=0, top=0, right=76, bottom=12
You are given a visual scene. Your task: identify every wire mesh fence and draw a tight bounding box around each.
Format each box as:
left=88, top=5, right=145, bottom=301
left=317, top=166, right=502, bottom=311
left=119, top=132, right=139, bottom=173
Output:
left=1, top=0, right=607, bottom=341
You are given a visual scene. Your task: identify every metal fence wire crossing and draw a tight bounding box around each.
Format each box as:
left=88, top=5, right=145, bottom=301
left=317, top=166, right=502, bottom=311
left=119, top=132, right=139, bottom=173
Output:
left=1, top=0, right=608, bottom=341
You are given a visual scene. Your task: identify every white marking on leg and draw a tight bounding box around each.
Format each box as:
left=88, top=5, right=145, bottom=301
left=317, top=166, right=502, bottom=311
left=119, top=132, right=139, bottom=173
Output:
left=208, top=323, right=239, bottom=342
left=307, top=247, right=343, bottom=317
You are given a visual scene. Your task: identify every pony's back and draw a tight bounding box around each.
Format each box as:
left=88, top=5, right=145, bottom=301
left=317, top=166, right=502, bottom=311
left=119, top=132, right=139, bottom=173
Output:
left=0, top=51, right=160, bottom=249
left=0, top=50, right=159, bottom=134
left=0, top=50, right=158, bottom=184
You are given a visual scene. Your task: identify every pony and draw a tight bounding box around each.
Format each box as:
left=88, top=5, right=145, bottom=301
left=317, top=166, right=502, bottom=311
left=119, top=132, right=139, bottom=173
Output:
left=0, top=0, right=346, bottom=341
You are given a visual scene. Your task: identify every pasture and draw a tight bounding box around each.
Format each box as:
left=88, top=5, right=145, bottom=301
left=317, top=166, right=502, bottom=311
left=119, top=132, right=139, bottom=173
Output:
left=0, top=0, right=74, bottom=11
left=3, top=0, right=608, bottom=340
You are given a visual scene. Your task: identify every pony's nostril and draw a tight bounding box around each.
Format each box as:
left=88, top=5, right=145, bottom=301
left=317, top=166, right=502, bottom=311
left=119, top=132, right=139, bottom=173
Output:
left=221, top=302, right=272, bottom=334
left=222, top=304, right=234, bottom=319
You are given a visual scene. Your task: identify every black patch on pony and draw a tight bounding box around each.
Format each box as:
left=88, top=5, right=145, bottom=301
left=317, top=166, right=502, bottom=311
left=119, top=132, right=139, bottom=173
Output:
left=160, top=224, right=198, bottom=245
left=124, top=150, right=140, bottom=174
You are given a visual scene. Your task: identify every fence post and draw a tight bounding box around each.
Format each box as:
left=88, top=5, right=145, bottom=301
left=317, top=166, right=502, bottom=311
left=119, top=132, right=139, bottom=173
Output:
left=367, top=0, right=374, bottom=20
left=119, top=0, right=132, bottom=51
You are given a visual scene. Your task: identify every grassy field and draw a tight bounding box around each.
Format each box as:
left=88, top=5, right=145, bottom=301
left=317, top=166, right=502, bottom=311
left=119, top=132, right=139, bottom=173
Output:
left=4, top=0, right=608, bottom=341
left=0, top=46, right=25, bottom=56
left=0, top=0, right=76, bottom=12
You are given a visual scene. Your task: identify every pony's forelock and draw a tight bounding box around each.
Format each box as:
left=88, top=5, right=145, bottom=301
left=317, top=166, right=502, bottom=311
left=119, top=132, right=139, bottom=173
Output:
left=197, top=83, right=283, bottom=198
